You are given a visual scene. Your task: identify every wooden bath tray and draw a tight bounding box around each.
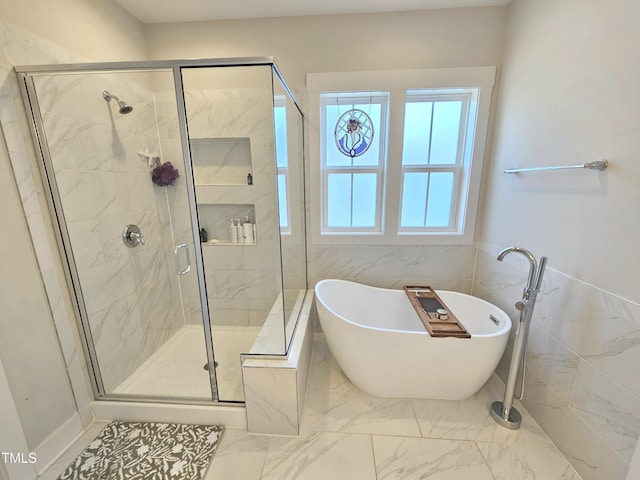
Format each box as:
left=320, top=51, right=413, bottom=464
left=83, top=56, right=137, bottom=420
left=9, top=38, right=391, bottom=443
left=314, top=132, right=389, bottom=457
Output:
left=403, top=286, right=471, bottom=338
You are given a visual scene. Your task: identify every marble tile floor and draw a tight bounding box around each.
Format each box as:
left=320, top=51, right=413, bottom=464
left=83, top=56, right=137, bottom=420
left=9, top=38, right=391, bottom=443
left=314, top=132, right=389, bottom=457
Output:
left=40, top=335, right=582, bottom=480
left=113, top=325, right=259, bottom=402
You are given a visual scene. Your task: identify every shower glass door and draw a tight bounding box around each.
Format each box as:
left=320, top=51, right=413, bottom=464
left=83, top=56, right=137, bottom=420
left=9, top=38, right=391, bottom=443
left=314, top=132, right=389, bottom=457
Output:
left=25, top=68, right=218, bottom=401
left=180, top=65, right=287, bottom=401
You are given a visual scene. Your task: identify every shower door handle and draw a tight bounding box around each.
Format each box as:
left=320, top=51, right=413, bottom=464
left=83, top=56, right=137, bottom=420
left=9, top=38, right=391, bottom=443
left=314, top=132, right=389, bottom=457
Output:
left=174, top=243, right=191, bottom=276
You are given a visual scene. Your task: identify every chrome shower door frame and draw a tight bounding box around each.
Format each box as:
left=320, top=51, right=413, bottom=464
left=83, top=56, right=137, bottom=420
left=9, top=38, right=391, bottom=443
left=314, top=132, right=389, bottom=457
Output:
left=18, top=72, right=106, bottom=398
left=14, top=57, right=288, bottom=404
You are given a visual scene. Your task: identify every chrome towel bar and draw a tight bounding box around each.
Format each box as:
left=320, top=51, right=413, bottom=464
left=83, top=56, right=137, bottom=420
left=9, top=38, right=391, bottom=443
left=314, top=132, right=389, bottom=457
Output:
left=504, top=159, right=608, bottom=174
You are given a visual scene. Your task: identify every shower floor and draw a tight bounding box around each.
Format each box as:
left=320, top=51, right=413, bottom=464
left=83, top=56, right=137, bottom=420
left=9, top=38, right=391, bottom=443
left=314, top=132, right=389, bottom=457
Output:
left=113, top=325, right=259, bottom=402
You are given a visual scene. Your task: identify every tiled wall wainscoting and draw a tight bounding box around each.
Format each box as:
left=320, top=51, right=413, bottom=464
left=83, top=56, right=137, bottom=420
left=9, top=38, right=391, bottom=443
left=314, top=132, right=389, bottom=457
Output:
left=473, top=242, right=640, bottom=480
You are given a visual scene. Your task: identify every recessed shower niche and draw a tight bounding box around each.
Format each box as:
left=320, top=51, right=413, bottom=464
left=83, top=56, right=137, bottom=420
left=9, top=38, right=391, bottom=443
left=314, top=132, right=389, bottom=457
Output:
left=190, top=137, right=253, bottom=186
left=197, top=204, right=256, bottom=245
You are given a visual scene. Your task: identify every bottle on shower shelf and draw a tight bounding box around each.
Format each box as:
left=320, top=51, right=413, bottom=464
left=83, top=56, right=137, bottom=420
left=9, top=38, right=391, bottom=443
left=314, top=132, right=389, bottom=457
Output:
left=234, top=219, right=243, bottom=244
left=199, top=228, right=208, bottom=243
left=242, top=216, right=255, bottom=244
left=228, top=219, right=238, bottom=244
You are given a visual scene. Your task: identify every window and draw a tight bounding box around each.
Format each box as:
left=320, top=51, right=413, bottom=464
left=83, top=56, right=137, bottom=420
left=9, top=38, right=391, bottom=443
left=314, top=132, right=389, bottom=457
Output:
left=399, top=91, right=473, bottom=232
left=308, top=67, right=495, bottom=245
left=320, top=93, right=388, bottom=233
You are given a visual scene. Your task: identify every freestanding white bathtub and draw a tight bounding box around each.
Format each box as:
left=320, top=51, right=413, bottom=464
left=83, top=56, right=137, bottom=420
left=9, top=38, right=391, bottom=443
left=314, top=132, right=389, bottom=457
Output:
left=314, top=279, right=511, bottom=400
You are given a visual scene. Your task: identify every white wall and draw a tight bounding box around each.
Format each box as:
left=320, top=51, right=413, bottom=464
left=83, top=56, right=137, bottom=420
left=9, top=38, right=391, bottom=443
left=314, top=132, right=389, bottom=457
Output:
left=0, top=0, right=147, bottom=62
left=476, top=1, right=640, bottom=479
left=480, top=0, right=640, bottom=303
left=147, top=7, right=508, bottom=291
left=147, top=7, right=506, bottom=98
left=0, top=357, right=38, bottom=480
left=0, top=71, right=77, bottom=450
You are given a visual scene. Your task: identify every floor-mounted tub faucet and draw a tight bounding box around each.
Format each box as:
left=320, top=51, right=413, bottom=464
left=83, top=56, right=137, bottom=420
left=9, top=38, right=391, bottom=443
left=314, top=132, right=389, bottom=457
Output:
left=497, top=247, right=537, bottom=293
left=490, top=247, right=547, bottom=429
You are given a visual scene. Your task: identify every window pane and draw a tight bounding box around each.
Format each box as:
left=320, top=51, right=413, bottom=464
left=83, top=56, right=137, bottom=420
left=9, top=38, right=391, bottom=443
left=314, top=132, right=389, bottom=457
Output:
left=277, top=174, right=288, bottom=228
left=352, top=173, right=377, bottom=227
left=400, top=172, right=428, bottom=227
left=325, top=105, right=350, bottom=167
left=325, top=102, right=382, bottom=168
left=351, top=103, right=381, bottom=167
left=274, top=106, right=288, bottom=168
left=430, top=101, right=462, bottom=165
left=402, top=102, right=432, bottom=166
left=327, top=173, right=352, bottom=227
left=425, top=172, right=454, bottom=227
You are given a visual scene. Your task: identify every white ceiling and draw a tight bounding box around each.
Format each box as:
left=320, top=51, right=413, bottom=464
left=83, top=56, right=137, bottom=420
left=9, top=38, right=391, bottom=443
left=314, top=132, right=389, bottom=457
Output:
left=115, top=0, right=510, bottom=24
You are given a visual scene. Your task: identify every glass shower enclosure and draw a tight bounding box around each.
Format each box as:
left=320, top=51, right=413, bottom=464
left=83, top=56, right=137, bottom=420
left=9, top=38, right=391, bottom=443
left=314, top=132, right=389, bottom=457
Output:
left=16, top=58, right=307, bottom=404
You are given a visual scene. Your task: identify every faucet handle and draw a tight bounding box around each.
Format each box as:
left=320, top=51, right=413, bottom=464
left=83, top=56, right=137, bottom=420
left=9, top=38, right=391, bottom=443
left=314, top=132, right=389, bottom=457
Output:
left=131, top=231, right=145, bottom=246
left=534, top=256, right=548, bottom=291
left=122, top=224, right=145, bottom=248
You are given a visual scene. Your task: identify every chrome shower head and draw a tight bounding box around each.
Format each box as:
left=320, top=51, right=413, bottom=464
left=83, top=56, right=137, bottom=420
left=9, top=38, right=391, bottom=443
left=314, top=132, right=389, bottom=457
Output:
left=117, top=102, right=133, bottom=114
left=102, top=90, right=133, bottom=114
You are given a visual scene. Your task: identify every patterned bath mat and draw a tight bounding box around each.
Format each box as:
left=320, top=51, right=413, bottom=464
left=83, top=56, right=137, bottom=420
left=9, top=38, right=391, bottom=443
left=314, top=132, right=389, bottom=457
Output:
left=58, top=421, right=224, bottom=480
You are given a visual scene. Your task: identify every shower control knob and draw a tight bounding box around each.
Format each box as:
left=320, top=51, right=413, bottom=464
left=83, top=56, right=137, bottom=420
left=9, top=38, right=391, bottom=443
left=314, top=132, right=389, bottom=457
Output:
left=122, top=224, right=145, bottom=248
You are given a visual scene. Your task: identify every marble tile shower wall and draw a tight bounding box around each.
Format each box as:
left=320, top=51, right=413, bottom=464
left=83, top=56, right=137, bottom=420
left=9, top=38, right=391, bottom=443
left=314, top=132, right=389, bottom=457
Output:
left=161, top=87, right=284, bottom=328
left=473, top=242, right=640, bottom=480
left=34, top=73, right=186, bottom=391
left=152, top=91, right=202, bottom=326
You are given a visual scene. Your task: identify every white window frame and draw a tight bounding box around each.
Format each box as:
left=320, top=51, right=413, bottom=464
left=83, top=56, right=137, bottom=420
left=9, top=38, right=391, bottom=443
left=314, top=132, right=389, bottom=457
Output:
left=398, top=90, right=475, bottom=234
left=307, top=67, right=495, bottom=245
left=320, top=93, right=389, bottom=234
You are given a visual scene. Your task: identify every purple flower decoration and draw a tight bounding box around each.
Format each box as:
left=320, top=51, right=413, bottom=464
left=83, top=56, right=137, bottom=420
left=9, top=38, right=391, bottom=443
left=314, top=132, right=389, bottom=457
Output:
left=151, top=161, right=179, bottom=186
